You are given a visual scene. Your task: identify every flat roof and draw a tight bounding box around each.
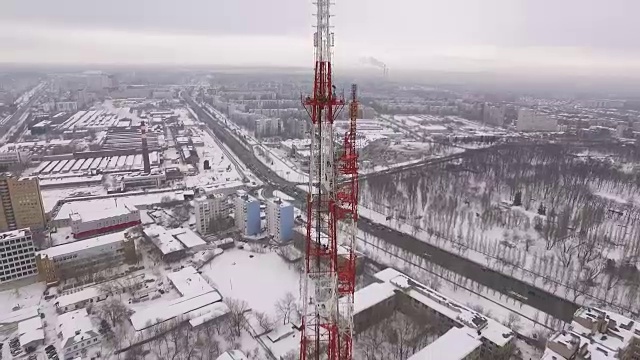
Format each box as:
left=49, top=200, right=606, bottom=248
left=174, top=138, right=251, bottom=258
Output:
left=56, top=286, right=101, bottom=308
left=38, top=231, right=126, bottom=259
left=352, top=282, right=396, bottom=314
left=18, top=316, right=44, bottom=346
left=129, top=291, right=222, bottom=331
left=0, top=228, right=30, bottom=241
left=167, top=266, right=214, bottom=297
left=143, top=225, right=186, bottom=255
left=53, top=191, right=183, bottom=221
left=0, top=306, right=39, bottom=325
left=408, top=327, right=482, bottom=360
left=68, top=200, right=133, bottom=222
left=170, top=228, right=206, bottom=248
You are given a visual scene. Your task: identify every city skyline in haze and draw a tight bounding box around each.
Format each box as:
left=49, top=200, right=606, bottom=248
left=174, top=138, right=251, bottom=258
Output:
left=1, top=0, right=639, bottom=78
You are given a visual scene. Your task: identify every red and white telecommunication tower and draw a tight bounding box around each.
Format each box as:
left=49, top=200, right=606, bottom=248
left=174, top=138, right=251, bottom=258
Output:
left=300, top=0, right=359, bottom=358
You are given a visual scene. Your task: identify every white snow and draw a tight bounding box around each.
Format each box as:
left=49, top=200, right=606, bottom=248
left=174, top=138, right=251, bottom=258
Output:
left=200, top=248, right=303, bottom=317
left=407, top=327, right=481, bottom=360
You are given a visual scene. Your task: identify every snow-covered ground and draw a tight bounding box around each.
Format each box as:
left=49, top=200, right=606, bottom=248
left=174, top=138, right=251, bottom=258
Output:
left=200, top=247, right=303, bottom=317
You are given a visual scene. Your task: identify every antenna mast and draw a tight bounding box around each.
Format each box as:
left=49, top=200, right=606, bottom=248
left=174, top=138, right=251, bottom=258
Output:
left=300, top=0, right=358, bottom=358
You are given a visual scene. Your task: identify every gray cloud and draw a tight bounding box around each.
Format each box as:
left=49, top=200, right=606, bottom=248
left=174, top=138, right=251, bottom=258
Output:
left=1, top=0, right=639, bottom=73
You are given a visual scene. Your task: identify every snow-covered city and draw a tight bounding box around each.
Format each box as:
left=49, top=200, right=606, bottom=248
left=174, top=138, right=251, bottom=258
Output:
left=1, top=2, right=640, bottom=360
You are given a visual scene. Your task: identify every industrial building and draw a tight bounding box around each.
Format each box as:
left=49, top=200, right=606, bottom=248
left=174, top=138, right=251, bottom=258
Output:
left=0, top=174, right=47, bottom=232
left=35, top=230, right=137, bottom=284
left=234, top=191, right=260, bottom=236
left=69, top=203, right=141, bottom=239
left=266, top=197, right=294, bottom=242
left=194, top=193, right=229, bottom=235
left=32, top=152, right=162, bottom=176
left=120, top=170, right=166, bottom=190
left=0, top=228, right=38, bottom=284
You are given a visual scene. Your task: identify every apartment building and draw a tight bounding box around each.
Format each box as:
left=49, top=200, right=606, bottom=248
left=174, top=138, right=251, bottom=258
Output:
left=0, top=228, right=38, bottom=284
left=517, top=108, right=558, bottom=132
left=266, top=197, right=294, bottom=242
left=0, top=174, right=47, bottom=232
left=234, top=191, right=260, bottom=236
left=194, top=193, right=229, bottom=235
left=350, top=268, right=515, bottom=360
left=35, top=230, right=137, bottom=284
left=543, top=307, right=640, bottom=360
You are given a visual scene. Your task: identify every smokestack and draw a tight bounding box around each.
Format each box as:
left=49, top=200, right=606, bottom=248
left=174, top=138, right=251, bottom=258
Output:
left=141, top=121, right=151, bottom=174
left=361, top=57, right=388, bottom=78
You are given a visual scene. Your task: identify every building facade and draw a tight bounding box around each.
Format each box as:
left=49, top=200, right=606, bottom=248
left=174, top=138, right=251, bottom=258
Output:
left=195, top=194, right=229, bottom=235
left=0, top=229, right=38, bottom=284
left=266, top=198, right=294, bottom=242
left=517, top=108, right=558, bottom=132
left=234, top=192, right=260, bottom=236
left=0, top=175, right=47, bottom=232
left=36, top=231, right=137, bottom=284
left=69, top=205, right=141, bottom=239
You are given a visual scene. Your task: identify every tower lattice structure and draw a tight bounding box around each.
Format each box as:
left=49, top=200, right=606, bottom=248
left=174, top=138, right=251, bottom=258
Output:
left=299, top=0, right=359, bottom=358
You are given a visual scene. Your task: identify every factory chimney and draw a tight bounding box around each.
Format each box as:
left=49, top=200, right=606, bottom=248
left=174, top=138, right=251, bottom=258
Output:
left=140, top=121, right=151, bottom=174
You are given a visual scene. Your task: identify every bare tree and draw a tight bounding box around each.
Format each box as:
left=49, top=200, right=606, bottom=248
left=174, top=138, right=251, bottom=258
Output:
left=98, top=299, right=134, bottom=327
left=254, top=311, right=275, bottom=333
left=226, top=298, right=249, bottom=338
left=275, top=292, right=298, bottom=325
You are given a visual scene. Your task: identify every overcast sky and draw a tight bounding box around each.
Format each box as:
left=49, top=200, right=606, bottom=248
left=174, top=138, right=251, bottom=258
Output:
left=1, top=0, right=639, bottom=75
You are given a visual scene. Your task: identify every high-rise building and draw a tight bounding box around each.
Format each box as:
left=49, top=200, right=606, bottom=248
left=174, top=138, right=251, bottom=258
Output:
left=0, top=174, right=47, bottom=232
left=194, top=194, right=229, bottom=235
left=0, top=228, right=38, bottom=284
left=483, top=103, right=505, bottom=126
left=266, top=198, right=294, bottom=242
left=233, top=191, right=260, bottom=236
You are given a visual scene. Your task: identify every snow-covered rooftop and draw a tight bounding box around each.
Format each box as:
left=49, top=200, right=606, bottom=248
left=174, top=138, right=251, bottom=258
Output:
left=37, top=230, right=126, bottom=259
left=258, top=323, right=300, bottom=359
left=0, top=228, right=30, bottom=241
left=352, top=281, right=396, bottom=314
left=407, top=327, right=482, bottom=360
left=129, top=291, right=222, bottom=331
left=168, top=227, right=206, bottom=248
left=57, top=308, right=99, bottom=350
left=188, top=301, right=230, bottom=328
left=69, top=202, right=133, bottom=223
left=215, top=350, right=248, bottom=360
left=371, top=268, right=514, bottom=347
left=167, top=266, right=214, bottom=297
left=53, top=191, right=183, bottom=221
left=143, top=224, right=186, bottom=255
left=18, top=316, right=44, bottom=347
left=56, top=286, right=101, bottom=309
left=543, top=306, right=640, bottom=360
left=0, top=306, right=39, bottom=325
